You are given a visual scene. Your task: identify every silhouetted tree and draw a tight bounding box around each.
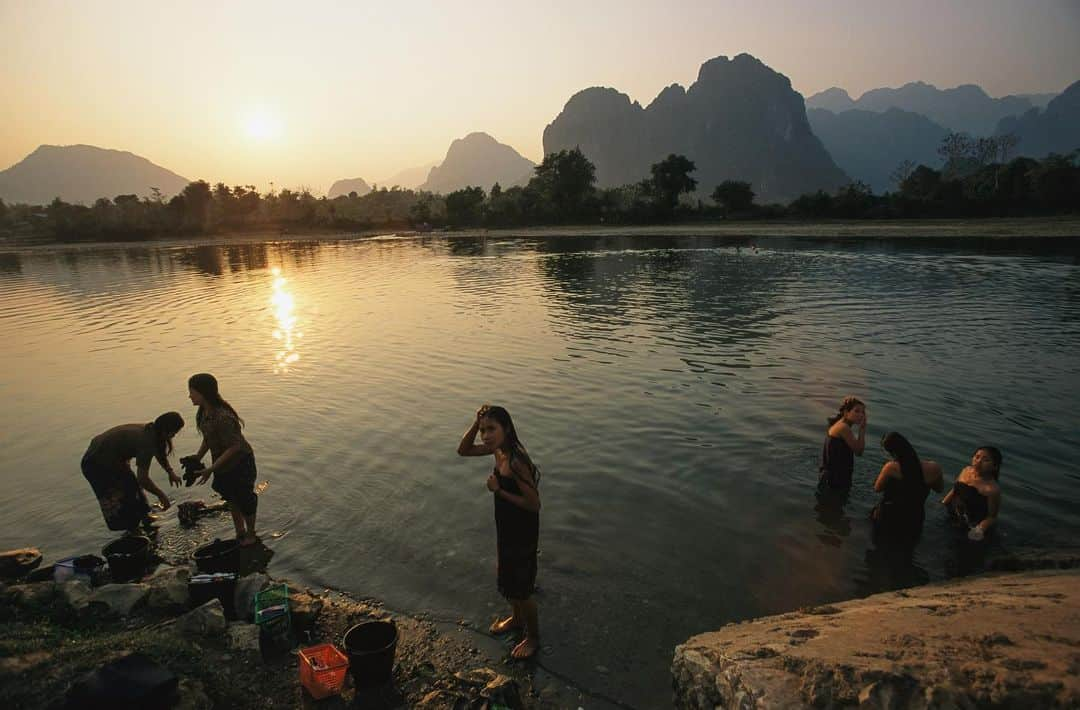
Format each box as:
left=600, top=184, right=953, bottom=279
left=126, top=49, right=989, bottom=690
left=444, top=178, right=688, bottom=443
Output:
left=531, top=148, right=596, bottom=220
left=711, top=180, right=755, bottom=216
left=649, top=154, right=697, bottom=214
left=996, top=133, right=1020, bottom=164
left=181, top=180, right=213, bottom=231
left=445, top=186, right=485, bottom=226
left=889, top=160, right=917, bottom=189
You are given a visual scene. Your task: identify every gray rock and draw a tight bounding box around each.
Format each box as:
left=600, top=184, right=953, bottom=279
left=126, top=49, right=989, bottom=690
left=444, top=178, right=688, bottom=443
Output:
left=8, top=581, right=56, bottom=606
left=176, top=599, right=227, bottom=637
left=174, top=678, right=213, bottom=710
left=227, top=621, right=261, bottom=651
left=0, top=548, right=43, bottom=579
left=288, top=589, right=324, bottom=633
left=232, top=573, right=269, bottom=622
left=87, top=583, right=150, bottom=617
left=146, top=565, right=190, bottom=611
left=59, top=579, right=93, bottom=610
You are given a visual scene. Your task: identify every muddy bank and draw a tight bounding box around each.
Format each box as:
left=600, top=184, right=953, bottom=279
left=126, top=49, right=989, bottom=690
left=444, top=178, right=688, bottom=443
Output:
left=671, top=568, right=1080, bottom=709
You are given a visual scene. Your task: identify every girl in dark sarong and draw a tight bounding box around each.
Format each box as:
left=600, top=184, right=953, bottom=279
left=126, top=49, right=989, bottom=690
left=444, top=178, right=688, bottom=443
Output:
left=185, top=373, right=260, bottom=545
left=942, top=446, right=1002, bottom=541
left=819, top=396, right=867, bottom=491
left=871, top=432, right=943, bottom=547
left=81, top=413, right=184, bottom=531
left=457, top=405, right=541, bottom=660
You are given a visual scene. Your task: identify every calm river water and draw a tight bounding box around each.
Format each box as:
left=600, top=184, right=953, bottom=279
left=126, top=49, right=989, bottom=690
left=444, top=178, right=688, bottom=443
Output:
left=1, top=233, right=1078, bottom=707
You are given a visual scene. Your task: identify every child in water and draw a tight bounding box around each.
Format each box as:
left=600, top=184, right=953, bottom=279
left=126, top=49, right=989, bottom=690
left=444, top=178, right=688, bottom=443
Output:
left=457, top=405, right=541, bottom=660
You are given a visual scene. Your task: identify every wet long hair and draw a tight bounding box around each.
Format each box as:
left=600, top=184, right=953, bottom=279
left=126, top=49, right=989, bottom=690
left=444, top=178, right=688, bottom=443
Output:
left=188, top=373, right=243, bottom=433
left=974, top=445, right=1003, bottom=480
left=827, top=396, right=864, bottom=427
left=480, top=405, right=539, bottom=485
left=148, top=411, right=184, bottom=465
left=882, top=431, right=922, bottom=485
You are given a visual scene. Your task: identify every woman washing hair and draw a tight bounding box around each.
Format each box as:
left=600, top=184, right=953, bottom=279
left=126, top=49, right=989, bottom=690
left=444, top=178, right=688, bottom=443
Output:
left=819, top=396, right=867, bottom=491
left=81, top=412, right=184, bottom=531
left=186, top=373, right=260, bottom=545
left=457, top=404, right=541, bottom=660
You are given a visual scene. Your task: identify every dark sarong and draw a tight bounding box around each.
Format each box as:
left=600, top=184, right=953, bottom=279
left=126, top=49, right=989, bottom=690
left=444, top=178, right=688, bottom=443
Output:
left=211, top=453, right=258, bottom=516
left=81, top=454, right=151, bottom=531
left=493, top=466, right=539, bottom=600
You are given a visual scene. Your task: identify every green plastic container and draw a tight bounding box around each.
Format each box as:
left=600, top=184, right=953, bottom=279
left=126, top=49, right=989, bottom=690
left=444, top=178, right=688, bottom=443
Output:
left=254, top=583, right=292, bottom=638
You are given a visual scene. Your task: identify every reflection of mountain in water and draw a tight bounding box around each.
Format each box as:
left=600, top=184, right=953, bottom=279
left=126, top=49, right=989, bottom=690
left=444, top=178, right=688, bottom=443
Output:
left=532, top=236, right=789, bottom=369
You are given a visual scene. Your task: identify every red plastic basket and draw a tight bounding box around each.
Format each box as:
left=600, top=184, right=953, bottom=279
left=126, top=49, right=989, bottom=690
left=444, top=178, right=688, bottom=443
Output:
left=298, top=644, right=349, bottom=699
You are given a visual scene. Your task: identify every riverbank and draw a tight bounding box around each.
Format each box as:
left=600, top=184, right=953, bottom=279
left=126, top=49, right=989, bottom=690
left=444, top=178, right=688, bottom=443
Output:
left=0, top=544, right=599, bottom=709
left=2, top=216, right=1080, bottom=252
left=671, top=566, right=1080, bottom=709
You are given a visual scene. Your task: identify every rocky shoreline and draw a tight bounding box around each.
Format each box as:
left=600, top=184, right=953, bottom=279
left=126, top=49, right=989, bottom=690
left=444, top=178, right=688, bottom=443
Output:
left=671, top=567, right=1080, bottom=709
left=0, top=545, right=594, bottom=709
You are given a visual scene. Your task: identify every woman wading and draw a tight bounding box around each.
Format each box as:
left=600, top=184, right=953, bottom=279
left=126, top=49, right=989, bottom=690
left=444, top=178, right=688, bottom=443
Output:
left=457, top=405, right=542, bottom=660
left=186, top=373, right=260, bottom=545
left=81, top=413, right=184, bottom=532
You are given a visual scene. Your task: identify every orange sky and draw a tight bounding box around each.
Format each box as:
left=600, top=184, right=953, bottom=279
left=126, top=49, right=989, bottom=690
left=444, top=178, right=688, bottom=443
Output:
left=2, top=0, right=1078, bottom=193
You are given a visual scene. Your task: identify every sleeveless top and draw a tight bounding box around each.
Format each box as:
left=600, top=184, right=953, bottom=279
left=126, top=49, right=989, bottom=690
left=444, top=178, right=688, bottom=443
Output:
left=949, top=481, right=989, bottom=526
left=820, top=435, right=854, bottom=490
left=493, top=462, right=539, bottom=557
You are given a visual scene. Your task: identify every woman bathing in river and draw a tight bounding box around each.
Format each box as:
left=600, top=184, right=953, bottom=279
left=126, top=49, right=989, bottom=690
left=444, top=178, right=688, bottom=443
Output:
left=819, top=396, right=867, bottom=491
left=871, top=432, right=944, bottom=546
left=942, top=446, right=1003, bottom=541
left=186, top=373, right=260, bottom=546
left=81, top=413, right=184, bottom=532
left=457, top=405, right=541, bottom=660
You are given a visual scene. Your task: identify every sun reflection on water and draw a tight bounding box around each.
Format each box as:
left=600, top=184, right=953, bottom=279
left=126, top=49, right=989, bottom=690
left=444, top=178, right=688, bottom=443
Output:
left=270, top=267, right=301, bottom=372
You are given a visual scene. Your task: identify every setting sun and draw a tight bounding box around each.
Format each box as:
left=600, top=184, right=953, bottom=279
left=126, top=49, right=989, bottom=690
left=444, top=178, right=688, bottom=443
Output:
left=243, top=109, right=283, bottom=142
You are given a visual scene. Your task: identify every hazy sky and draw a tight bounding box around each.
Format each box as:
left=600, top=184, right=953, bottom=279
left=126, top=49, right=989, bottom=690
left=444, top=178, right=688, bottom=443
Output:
left=2, top=0, right=1078, bottom=192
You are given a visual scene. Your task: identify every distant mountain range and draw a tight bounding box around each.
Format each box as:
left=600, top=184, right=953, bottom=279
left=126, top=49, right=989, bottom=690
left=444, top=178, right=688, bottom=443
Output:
left=806, top=82, right=1038, bottom=137
left=0, top=144, right=190, bottom=205
left=327, top=177, right=371, bottom=199
left=378, top=162, right=439, bottom=190
left=996, top=80, right=1080, bottom=159
left=419, top=132, right=535, bottom=194
left=544, top=53, right=848, bottom=202
left=807, top=108, right=949, bottom=193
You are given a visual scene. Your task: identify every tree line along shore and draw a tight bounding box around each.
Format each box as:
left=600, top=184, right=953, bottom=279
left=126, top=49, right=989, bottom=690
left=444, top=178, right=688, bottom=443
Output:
left=1, top=133, right=1078, bottom=245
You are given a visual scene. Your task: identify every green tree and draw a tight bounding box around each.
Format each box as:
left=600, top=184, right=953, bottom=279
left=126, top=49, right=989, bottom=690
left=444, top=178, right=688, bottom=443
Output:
left=444, top=186, right=486, bottom=226
left=181, top=180, right=213, bottom=231
left=711, top=180, right=755, bottom=216
left=649, top=154, right=697, bottom=214
left=531, top=148, right=597, bottom=219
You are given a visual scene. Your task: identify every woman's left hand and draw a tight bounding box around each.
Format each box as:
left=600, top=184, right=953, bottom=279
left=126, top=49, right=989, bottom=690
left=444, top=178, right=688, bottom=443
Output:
left=197, top=469, right=213, bottom=485
left=168, top=472, right=182, bottom=488
left=486, top=473, right=500, bottom=493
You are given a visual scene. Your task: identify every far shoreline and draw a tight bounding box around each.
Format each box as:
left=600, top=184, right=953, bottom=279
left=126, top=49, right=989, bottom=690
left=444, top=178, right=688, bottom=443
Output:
left=2, top=216, right=1079, bottom=253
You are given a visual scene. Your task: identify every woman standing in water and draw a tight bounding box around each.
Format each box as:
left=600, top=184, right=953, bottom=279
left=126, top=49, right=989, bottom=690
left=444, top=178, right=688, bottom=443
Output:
left=942, top=446, right=1003, bottom=541
left=81, top=413, right=184, bottom=531
left=186, top=373, right=260, bottom=546
left=871, top=432, right=944, bottom=546
left=819, top=396, right=867, bottom=491
left=457, top=405, right=541, bottom=660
